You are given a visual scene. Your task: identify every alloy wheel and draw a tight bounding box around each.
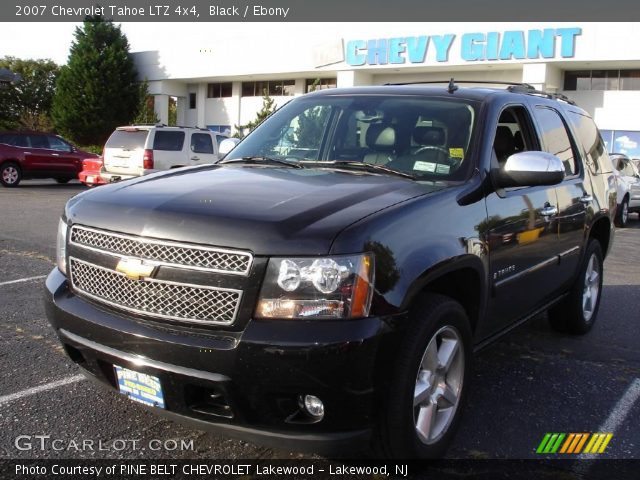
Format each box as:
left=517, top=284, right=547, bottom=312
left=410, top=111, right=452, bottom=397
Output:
left=2, top=166, right=18, bottom=185
left=413, top=326, right=465, bottom=445
left=582, top=253, right=600, bottom=322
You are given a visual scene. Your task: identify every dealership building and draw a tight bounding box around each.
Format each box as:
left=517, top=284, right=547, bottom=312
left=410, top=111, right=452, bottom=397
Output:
left=133, top=22, right=640, bottom=157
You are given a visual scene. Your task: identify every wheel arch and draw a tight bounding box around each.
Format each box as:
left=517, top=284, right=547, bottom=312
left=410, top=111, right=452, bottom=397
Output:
left=402, top=256, right=487, bottom=336
left=1, top=158, right=21, bottom=169
left=589, top=215, right=612, bottom=258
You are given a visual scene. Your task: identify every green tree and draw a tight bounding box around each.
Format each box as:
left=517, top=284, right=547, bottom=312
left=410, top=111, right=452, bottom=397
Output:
left=0, top=57, right=59, bottom=130
left=133, top=79, right=159, bottom=124
left=234, top=89, right=276, bottom=138
left=52, top=15, right=140, bottom=145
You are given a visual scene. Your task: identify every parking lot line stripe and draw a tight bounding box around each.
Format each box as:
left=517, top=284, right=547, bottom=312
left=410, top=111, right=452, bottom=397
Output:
left=578, top=378, right=640, bottom=459
left=0, top=374, right=85, bottom=407
left=0, top=275, right=47, bottom=287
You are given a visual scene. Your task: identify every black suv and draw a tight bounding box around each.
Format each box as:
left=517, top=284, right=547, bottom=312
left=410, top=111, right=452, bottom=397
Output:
left=44, top=83, right=616, bottom=458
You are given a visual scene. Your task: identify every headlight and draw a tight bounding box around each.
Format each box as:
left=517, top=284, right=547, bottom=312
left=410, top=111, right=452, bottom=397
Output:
left=256, top=253, right=374, bottom=319
left=56, top=218, right=68, bottom=275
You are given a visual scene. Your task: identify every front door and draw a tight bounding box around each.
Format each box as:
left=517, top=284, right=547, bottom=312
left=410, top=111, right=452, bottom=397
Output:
left=482, top=106, right=566, bottom=337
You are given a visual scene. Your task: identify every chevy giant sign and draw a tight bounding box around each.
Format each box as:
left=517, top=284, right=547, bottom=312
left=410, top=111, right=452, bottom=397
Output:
left=346, top=28, right=581, bottom=66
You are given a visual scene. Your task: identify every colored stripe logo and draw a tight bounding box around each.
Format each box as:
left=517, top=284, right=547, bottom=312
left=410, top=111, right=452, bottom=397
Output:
left=536, top=433, right=612, bottom=454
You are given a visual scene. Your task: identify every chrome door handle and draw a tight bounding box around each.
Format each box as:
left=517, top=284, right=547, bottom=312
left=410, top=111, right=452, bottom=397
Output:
left=580, top=195, right=593, bottom=204
left=191, top=156, right=200, bottom=161
left=52, top=153, right=59, bottom=156
left=540, top=206, right=558, bottom=216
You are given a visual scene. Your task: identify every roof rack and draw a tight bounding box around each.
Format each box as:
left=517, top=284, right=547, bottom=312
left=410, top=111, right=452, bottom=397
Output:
left=506, top=84, right=576, bottom=105
left=382, top=78, right=576, bottom=104
left=128, top=123, right=211, bottom=131
left=383, top=79, right=536, bottom=89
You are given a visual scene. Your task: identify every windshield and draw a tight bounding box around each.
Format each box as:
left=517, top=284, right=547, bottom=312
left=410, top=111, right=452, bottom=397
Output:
left=228, top=94, right=478, bottom=180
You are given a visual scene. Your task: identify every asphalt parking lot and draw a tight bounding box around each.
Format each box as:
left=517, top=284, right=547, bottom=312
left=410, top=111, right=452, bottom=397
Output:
left=1, top=179, right=639, bottom=463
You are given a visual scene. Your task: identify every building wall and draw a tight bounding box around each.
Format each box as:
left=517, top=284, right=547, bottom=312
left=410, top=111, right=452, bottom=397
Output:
left=134, top=22, right=640, bottom=139
left=561, top=90, right=640, bottom=131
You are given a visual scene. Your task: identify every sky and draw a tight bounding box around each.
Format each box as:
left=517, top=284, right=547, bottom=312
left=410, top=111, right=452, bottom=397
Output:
left=0, top=22, right=273, bottom=65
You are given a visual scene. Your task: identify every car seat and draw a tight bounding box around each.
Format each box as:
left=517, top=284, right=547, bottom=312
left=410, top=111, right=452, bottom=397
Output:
left=363, top=124, right=397, bottom=165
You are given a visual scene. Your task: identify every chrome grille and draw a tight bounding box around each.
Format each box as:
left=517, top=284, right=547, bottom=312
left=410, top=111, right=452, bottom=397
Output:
left=70, top=225, right=252, bottom=275
left=70, top=258, right=241, bottom=325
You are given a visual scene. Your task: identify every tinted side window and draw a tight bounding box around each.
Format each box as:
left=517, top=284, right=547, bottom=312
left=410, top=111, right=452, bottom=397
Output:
left=28, top=135, right=49, bottom=149
left=533, top=107, right=578, bottom=176
left=566, top=111, right=614, bottom=175
left=14, top=134, right=29, bottom=147
left=48, top=136, right=71, bottom=152
left=190, top=133, right=213, bottom=154
left=215, top=135, right=227, bottom=148
left=0, top=134, right=16, bottom=146
left=153, top=131, right=185, bottom=151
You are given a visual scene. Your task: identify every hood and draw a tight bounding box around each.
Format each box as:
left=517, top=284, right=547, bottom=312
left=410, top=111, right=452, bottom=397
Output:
left=66, top=165, right=446, bottom=255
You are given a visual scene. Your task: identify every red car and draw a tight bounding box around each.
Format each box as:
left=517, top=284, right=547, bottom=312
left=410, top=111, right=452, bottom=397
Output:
left=78, top=157, right=107, bottom=187
left=0, top=131, right=98, bottom=187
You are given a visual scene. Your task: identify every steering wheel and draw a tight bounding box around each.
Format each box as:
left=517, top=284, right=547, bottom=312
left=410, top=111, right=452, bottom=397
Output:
left=413, top=145, right=450, bottom=156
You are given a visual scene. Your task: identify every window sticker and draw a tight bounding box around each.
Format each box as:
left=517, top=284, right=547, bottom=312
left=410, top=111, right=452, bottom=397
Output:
left=413, top=161, right=436, bottom=172
left=436, top=164, right=451, bottom=174
left=449, top=148, right=464, bottom=158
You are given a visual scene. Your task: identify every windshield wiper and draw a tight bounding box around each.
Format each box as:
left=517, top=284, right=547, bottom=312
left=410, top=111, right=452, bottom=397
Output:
left=219, top=156, right=302, bottom=169
left=301, top=160, right=416, bottom=180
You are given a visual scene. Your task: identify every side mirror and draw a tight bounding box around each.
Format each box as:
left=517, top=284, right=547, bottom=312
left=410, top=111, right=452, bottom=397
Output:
left=492, top=151, right=565, bottom=188
left=218, top=138, right=240, bottom=157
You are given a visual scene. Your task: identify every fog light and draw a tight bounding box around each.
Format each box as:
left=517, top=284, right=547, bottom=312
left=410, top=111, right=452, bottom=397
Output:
left=301, top=395, right=324, bottom=419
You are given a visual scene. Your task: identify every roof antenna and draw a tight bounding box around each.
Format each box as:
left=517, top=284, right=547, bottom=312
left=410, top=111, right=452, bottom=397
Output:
left=447, top=78, right=458, bottom=94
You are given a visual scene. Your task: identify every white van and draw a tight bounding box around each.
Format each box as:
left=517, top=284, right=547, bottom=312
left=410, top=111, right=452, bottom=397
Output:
left=101, top=125, right=229, bottom=181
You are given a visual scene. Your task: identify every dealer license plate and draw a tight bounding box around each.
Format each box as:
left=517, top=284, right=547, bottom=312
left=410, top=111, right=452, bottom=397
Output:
left=114, top=365, right=165, bottom=409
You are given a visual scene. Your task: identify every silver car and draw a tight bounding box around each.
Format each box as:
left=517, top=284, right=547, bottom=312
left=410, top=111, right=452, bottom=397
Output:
left=611, top=153, right=640, bottom=227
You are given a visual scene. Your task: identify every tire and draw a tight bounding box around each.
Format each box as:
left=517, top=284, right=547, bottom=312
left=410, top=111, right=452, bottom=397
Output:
left=0, top=162, right=21, bottom=187
left=55, top=178, right=71, bottom=184
left=615, top=197, right=629, bottom=228
left=548, top=239, right=604, bottom=334
left=375, top=293, right=472, bottom=458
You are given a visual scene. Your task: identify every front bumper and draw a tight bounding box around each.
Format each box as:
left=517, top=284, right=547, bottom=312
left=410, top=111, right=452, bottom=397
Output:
left=44, top=268, right=396, bottom=453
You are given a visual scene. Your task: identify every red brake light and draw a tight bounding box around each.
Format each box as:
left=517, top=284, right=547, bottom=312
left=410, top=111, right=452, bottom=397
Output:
left=143, top=149, right=154, bottom=169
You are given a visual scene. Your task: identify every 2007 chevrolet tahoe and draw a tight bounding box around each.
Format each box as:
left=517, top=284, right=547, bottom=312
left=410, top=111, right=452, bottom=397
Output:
left=45, top=82, right=616, bottom=458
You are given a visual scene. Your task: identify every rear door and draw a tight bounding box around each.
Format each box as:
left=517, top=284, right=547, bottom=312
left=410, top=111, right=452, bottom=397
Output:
left=188, top=132, right=217, bottom=164
left=103, top=128, right=149, bottom=175
left=530, top=105, right=589, bottom=282
left=151, top=130, right=186, bottom=169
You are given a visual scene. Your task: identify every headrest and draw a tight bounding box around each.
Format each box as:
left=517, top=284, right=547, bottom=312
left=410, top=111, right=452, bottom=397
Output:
left=365, top=124, right=396, bottom=151
left=413, top=126, right=445, bottom=146
left=494, top=126, right=515, bottom=155
left=513, top=130, right=524, bottom=150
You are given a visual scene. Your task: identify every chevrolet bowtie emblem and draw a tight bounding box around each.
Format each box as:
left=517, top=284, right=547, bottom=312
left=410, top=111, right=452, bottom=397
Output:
left=115, top=258, right=156, bottom=281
